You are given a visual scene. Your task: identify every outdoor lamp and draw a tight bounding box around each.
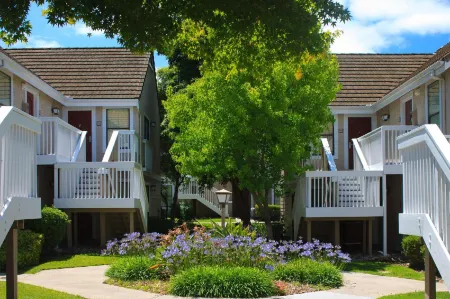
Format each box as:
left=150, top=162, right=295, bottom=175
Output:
left=215, top=189, right=232, bottom=228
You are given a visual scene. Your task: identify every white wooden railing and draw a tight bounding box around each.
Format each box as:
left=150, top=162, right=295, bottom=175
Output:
left=103, top=130, right=139, bottom=162
left=0, top=107, right=41, bottom=204
left=353, top=139, right=370, bottom=171
left=0, top=107, right=42, bottom=245
left=38, top=117, right=85, bottom=163
left=179, top=180, right=228, bottom=216
left=54, top=161, right=148, bottom=231
left=355, top=126, right=416, bottom=170
left=303, top=138, right=336, bottom=171
left=398, top=124, right=450, bottom=290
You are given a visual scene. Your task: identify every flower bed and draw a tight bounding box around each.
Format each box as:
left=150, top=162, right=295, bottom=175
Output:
left=103, top=223, right=350, bottom=297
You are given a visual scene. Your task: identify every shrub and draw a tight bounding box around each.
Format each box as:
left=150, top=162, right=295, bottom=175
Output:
left=401, top=235, right=425, bottom=269
left=26, top=206, right=70, bottom=252
left=0, top=230, right=43, bottom=270
left=105, top=256, right=165, bottom=281
left=209, top=220, right=256, bottom=238
left=255, top=204, right=281, bottom=220
left=169, top=266, right=278, bottom=298
left=273, top=258, right=343, bottom=288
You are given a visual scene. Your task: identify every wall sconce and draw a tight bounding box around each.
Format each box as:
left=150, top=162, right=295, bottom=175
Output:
left=382, top=114, right=390, bottom=122
left=414, top=89, right=420, bottom=97
left=150, top=121, right=156, bottom=128
left=150, top=185, right=157, bottom=192
left=51, top=107, right=60, bottom=115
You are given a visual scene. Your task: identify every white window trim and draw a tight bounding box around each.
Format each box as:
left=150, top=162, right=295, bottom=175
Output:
left=102, top=107, right=134, bottom=152
left=343, top=114, right=376, bottom=170
left=400, top=96, right=414, bottom=125
left=425, top=79, right=442, bottom=129
left=62, top=107, right=97, bottom=162
left=22, top=83, right=40, bottom=117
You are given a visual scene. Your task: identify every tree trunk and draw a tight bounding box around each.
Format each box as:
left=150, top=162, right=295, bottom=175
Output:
left=231, top=179, right=251, bottom=226
left=171, top=180, right=181, bottom=226
left=262, top=189, right=273, bottom=239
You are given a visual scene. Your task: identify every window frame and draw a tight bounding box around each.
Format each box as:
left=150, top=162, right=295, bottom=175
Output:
left=426, top=80, right=442, bottom=128
left=0, top=70, right=12, bottom=107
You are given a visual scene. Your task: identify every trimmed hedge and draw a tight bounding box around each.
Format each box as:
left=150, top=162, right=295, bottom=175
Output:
left=169, top=266, right=278, bottom=298
left=0, top=230, right=43, bottom=270
left=105, top=256, right=164, bottom=281
left=273, top=258, right=343, bottom=288
left=401, top=235, right=425, bottom=269
left=26, top=207, right=70, bottom=252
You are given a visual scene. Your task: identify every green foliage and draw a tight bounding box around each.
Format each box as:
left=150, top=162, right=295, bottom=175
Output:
left=105, top=256, right=165, bottom=281
left=26, top=206, right=70, bottom=252
left=1, top=1, right=350, bottom=69
left=273, top=258, right=343, bottom=288
left=209, top=219, right=256, bottom=238
left=255, top=204, right=281, bottom=220
left=401, top=236, right=425, bottom=269
left=169, top=266, right=277, bottom=298
left=252, top=221, right=285, bottom=240
left=165, top=53, right=339, bottom=199
left=0, top=230, right=43, bottom=271
left=179, top=201, right=194, bottom=221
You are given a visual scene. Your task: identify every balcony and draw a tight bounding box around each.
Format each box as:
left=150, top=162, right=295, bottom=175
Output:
left=353, top=126, right=417, bottom=174
left=37, top=117, right=87, bottom=164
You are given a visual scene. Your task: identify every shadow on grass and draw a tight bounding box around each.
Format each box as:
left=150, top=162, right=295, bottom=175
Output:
left=343, top=261, right=390, bottom=272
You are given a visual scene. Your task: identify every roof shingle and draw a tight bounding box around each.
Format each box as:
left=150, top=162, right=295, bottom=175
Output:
left=334, top=54, right=433, bottom=106
left=3, top=48, right=151, bottom=99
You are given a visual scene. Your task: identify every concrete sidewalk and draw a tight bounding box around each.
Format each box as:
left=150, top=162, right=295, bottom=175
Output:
left=0, top=265, right=444, bottom=299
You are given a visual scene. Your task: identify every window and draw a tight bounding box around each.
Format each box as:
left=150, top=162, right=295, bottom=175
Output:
left=0, top=71, right=11, bottom=106
left=321, top=122, right=335, bottom=155
left=106, top=109, right=130, bottom=140
left=428, top=81, right=440, bottom=126
left=144, top=116, right=150, bottom=140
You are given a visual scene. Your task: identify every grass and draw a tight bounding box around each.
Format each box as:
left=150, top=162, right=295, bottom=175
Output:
left=105, top=278, right=169, bottom=294
left=379, top=292, right=450, bottom=298
left=0, top=282, right=84, bottom=298
left=194, top=218, right=230, bottom=224
left=24, top=254, right=118, bottom=274
left=344, top=261, right=424, bottom=281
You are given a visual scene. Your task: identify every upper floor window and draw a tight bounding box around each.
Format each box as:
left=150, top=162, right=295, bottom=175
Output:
left=0, top=71, right=11, bottom=106
left=144, top=116, right=150, bottom=140
left=428, top=81, right=440, bottom=126
left=106, top=109, right=130, bottom=140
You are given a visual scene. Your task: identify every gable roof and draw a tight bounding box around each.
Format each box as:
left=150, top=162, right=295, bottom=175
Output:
left=4, top=48, right=151, bottom=99
left=334, top=53, right=433, bottom=106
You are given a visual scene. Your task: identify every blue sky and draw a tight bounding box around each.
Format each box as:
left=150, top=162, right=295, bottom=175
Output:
left=2, top=1, right=450, bottom=69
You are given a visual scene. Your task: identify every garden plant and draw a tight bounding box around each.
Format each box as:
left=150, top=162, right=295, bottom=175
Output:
left=102, top=223, right=350, bottom=297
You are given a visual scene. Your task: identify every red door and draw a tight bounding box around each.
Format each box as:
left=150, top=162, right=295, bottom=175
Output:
left=404, top=100, right=413, bottom=125
left=27, top=92, right=34, bottom=116
left=348, top=117, right=372, bottom=169
left=68, top=111, right=92, bottom=162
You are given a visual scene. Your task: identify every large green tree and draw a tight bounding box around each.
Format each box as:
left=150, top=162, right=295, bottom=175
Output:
left=164, top=52, right=340, bottom=238
left=1, top=1, right=349, bottom=68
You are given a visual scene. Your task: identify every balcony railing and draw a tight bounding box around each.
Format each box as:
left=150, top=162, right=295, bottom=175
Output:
left=103, top=130, right=139, bottom=162
left=354, top=126, right=416, bottom=173
left=293, top=170, right=383, bottom=219
left=38, top=117, right=86, bottom=164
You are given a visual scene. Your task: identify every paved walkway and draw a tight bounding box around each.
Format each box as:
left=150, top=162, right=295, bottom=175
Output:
left=0, top=266, right=446, bottom=299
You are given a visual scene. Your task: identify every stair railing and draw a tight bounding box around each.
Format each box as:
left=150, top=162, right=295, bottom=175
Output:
left=103, top=130, right=139, bottom=162
left=398, top=124, right=450, bottom=290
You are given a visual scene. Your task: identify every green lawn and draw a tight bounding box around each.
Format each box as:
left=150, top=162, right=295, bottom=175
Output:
left=344, top=261, right=424, bottom=281
left=379, top=292, right=450, bottom=299
left=0, top=282, right=84, bottom=298
left=24, top=254, right=118, bottom=274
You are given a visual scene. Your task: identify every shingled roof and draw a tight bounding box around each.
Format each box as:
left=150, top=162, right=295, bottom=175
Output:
left=334, top=54, right=433, bottom=106
left=4, top=48, right=151, bottom=99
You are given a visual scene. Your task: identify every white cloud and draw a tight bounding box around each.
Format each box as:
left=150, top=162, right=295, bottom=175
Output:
left=328, top=0, right=450, bottom=53
left=2, top=36, right=61, bottom=48
left=74, top=23, right=104, bottom=37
